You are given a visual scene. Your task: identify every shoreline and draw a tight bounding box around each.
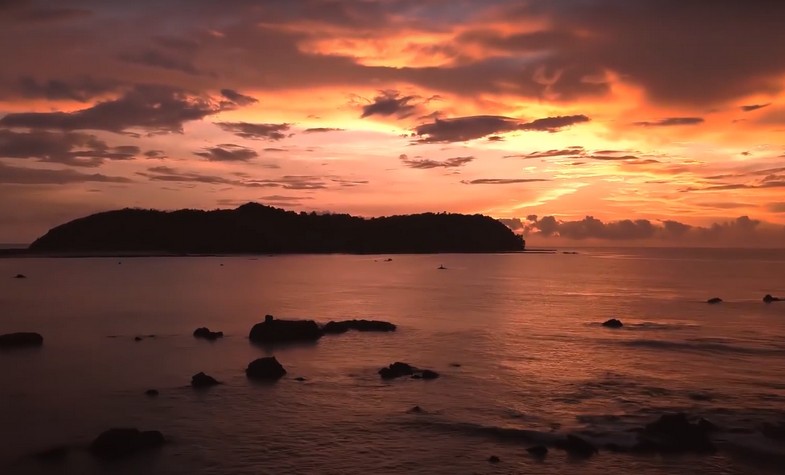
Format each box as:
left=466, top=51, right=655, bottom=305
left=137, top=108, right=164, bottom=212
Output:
left=0, top=249, right=557, bottom=259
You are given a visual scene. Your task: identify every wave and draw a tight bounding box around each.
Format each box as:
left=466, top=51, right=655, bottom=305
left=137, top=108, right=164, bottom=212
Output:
left=620, top=338, right=785, bottom=356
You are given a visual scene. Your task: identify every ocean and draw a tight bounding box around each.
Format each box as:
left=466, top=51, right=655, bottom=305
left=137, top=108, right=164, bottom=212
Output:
left=1, top=248, right=785, bottom=474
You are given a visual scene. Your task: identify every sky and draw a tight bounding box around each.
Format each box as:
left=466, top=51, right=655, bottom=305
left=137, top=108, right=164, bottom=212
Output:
left=1, top=0, right=785, bottom=247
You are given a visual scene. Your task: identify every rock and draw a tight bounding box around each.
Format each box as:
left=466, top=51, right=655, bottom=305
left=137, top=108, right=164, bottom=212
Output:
left=31, top=445, right=69, bottom=463
left=487, top=455, right=500, bottom=463
left=526, top=445, right=548, bottom=458
left=602, top=318, right=623, bottom=328
left=89, top=428, right=165, bottom=459
left=245, top=356, right=287, bottom=380
left=419, top=369, right=440, bottom=380
left=688, top=392, right=713, bottom=401
left=407, top=405, right=425, bottom=414
left=697, top=418, right=719, bottom=433
left=449, top=363, right=462, bottom=367
left=558, top=434, right=598, bottom=458
left=191, top=372, right=220, bottom=388
left=145, top=389, right=159, bottom=397
left=763, top=294, right=783, bottom=303
left=134, top=336, right=143, bottom=342
left=378, top=362, right=439, bottom=380
left=322, top=319, right=396, bottom=334
left=636, top=413, right=715, bottom=453
left=707, top=297, right=723, bottom=304
left=193, top=327, right=224, bottom=340
left=294, top=376, right=307, bottom=382
left=762, top=422, right=785, bottom=440
left=249, top=315, right=323, bottom=343
left=14, top=273, right=26, bottom=279
left=0, top=332, right=43, bottom=348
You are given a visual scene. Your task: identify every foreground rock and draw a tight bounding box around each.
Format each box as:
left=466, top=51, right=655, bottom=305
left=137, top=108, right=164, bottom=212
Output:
left=379, top=362, right=439, bottom=380
left=0, top=332, right=43, bottom=348
left=191, top=372, right=220, bottom=388
left=249, top=315, right=322, bottom=343
left=246, top=356, right=287, bottom=380
left=89, top=428, right=165, bottom=459
left=602, top=318, right=623, bottom=328
left=707, top=297, right=722, bottom=304
left=635, top=413, right=715, bottom=453
left=322, top=319, right=397, bottom=334
left=763, top=294, right=783, bottom=303
left=193, top=327, right=224, bottom=340
left=555, top=435, right=598, bottom=458
left=14, top=273, right=27, bottom=279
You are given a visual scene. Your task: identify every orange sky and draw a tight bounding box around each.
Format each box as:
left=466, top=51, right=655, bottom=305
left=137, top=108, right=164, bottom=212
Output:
left=1, top=0, right=785, bottom=246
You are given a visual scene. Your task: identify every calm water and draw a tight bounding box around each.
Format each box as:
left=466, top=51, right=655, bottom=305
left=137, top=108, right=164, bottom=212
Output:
left=1, top=249, right=785, bottom=474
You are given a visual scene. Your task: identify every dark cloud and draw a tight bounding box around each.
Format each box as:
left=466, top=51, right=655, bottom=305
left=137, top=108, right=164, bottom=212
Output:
left=399, top=153, right=474, bottom=169
left=144, top=150, right=167, bottom=159
left=17, top=76, right=119, bottom=102
left=139, top=166, right=248, bottom=186
left=519, top=115, right=590, bottom=132
left=139, top=166, right=331, bottom=190
left=304, top=127, right=344, bottom=133
left=0, top=85, right=220, bottom=133
left=461, top=178, right=550, bottom=185
left=194, top=144, right=258, bottom=161
left=0, top=162, right=131, bottom=185
left=498, top=217, right=524, bottom=232
left=0, top=129, right=139, bottom=167
left=740, top=103, right=771, bottom=112
left=119, top=49, right=201, bottom=75
left=414, top=115, right=520, bottom=143
left=505, top=148, right=584, bottom=159
left=767, top=202, right=785, bottom=213
left=360, top=90, right=418, bottom=119
left=20, top=7, right=91, bottom=22
left=633, top=117, right=704, bottom=127
left=220, top=88, right=258, bottom=106
left=216, top=122, right=291, bottom=140
left=329, top=178, right=368, bottom=187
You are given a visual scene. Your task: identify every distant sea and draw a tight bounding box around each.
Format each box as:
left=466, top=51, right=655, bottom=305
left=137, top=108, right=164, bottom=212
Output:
left=2, top=248, right=785, bottom=474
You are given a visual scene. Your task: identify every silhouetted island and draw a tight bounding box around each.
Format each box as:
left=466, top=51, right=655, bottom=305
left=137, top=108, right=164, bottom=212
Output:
left=28, top=203, right=525, bottom=254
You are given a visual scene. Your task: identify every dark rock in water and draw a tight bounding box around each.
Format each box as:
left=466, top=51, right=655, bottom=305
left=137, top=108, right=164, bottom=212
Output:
left=245, top=356, right=287, bottom=380
left=14, top=273, right=27, bottom=279
left=384, top=258, right=393, bottom=262
left=193, top=327, right=224, bottom=340
left=134, top=336, right=143, bottom=342
left=602, top=318, right=623, bottom=328
left=449, top=363, right=462, bottom=367
left=762, top=422, right=785, bottom=440
left=89, top=428, right=165, bottom=459
left=407, top=405, right=425, bottom=414
left=294, top=376, right=306, bottom=381
left=419, top=369, right=440, bottom=380
left=32, top=445, right=69, bottom=463
left=688, top=392, right=713, bottom=402
left=191, top=372, right=220, bottom=388
left=0, top=332, right=43, bottom=348
left=322, top=319, right=396, bottom=334
left=487, top=455, right=500, bottom=463
left=557, top=435, right=598, bottom=458
left=526, top=445, right=548, bottom=458
left=249, top=315, right=322, bottom=343
left=145, top=389, right=159, bottom=397
left=707, top=297, right=723, bottom=304
left=637, top=413, right=715, bottom=453
left=379, top=362, right=415, bottom=379
left=697, top=418, right=719, bottom=433
left=763, top=294, right=783, bottom=303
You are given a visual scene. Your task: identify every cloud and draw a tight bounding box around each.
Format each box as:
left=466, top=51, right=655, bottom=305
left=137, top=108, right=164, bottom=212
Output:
left=519, top=115, right=590, bottom=132
left=17, top=76, right=119, bottom=102
left=144, top=150, right=167, bottom=159
left=139, top=166, right=248, bottom=186
left=360, top=90, right=418, bottom=118
left=138, top=166, right=331, bottom=190
left=216, top=121, right=291, bottom=140
left=740, top=103, right=771, bottom=112
left=399, top=153, right=474, bottom=169
left=0, top=85, right=220, bottom=133
left=506, top=147, right=584, bottom=159
left=414, top=115, right=520, bottom=143
left=0, top=162, right=131, bottom=185
left=633, top=117, right=705, bottom=127
left=304, top=127, right=344, bottom=133
left=0, top=129, right=139, bottom=167
left=194, top=144, right=258, bottom=161
left=220, top=88, right=258, bottom=106
left=461, top=178, right=550, bottom=185
left=119, top=49, right=201, bottom=75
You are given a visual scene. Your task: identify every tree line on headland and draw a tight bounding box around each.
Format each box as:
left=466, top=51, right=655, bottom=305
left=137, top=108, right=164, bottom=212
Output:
left=28, top=202, right=525, bottom=254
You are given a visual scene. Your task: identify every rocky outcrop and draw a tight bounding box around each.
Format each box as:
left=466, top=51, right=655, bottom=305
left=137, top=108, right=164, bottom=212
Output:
left=635, top=413, right=715, bottom=453
left=191, top=372, right=220, bottom=388
left=763, top=294, right=783, bottom=303
left=249, top=315, right=322, bottom=343
left=0, top=332, right=43, bottom=348
left=14, top=273, right=26, bottom=279
left=193, top=327, right=224, bottom=340
left=707, top=297, right=722, bottom=304
left=379, top=362, right=439, bottom=380
left=602, top=318, right=623, bottom=328
left=556, top=435, right=598, bottom=458
left=322, top=319, right=396, bottom=334
left=245, top=356, right=287, bottom=380
left=89, top=428, right=165, bottom=459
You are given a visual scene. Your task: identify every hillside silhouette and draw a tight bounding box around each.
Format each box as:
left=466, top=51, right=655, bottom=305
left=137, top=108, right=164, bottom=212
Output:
left=28, top=203, right=525, bottom=254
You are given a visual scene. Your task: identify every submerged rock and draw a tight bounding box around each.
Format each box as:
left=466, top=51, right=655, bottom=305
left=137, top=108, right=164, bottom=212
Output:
left=407, top=405, right=425, bottom=414
left=707, top=297, right=723, bottom=304
left=322, top=319, right=397, bottom=334
left=379, top=362, right=439, bottom=380
left=134, top=336, right=143, bottom=342
left=557, top=434, right=598, bottom=458
left=526, top=445, right=548, bottom=458
left=246, top=356, right=287, bottom=380
left=249, top=315, right=322, bottom=343
left=0, top=332, right=43, bottom=348
left=636, top=413, right=715, bottom=453
left=193, top=327, right=224, bottom=340
left=487, top=455, right=500, bottom=463
left=145, top=389, right=159, bottom=397
left=602, top=318, right=623, bottom=328
left=14, top=273, right=27, bottom=279
left=191, top=372, right=220, bottom=388
left=763, top=294, right=783, bottom=303
left=89, top=428, right=165, bottom=459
